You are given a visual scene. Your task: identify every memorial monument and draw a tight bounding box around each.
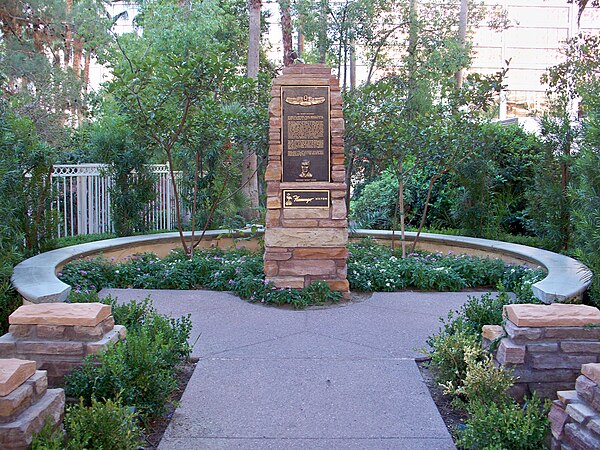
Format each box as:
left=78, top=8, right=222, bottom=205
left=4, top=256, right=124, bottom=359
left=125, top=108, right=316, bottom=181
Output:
left=264, top=64, right=349, bottom=296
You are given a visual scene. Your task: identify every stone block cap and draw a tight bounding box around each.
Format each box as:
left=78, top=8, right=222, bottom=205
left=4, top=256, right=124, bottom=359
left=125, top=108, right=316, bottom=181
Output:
left=9, top=302, right=111, bottom=327
left=0, top=358, right=36, bottom=396
left=582, top=363, right=600, bottom=386
left=482, top=324, right=504, bottom=341
left=504, top=303, right=600, bottom=328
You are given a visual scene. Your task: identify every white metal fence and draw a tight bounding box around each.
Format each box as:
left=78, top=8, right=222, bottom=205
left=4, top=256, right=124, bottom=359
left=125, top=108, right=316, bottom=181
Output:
left=51, top=164, right=180, bottom=237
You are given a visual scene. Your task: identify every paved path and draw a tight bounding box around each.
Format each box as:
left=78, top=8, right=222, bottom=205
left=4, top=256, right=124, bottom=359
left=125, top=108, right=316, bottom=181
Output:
left=100, top=289, right=478, bottom=450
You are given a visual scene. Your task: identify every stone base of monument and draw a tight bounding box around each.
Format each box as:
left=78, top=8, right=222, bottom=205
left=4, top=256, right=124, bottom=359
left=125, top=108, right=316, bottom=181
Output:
left=0, top=358, right=65, bottom=449
left=0, top=303, right=126, bottom=386
left=488, top=303, right=600, bottom=400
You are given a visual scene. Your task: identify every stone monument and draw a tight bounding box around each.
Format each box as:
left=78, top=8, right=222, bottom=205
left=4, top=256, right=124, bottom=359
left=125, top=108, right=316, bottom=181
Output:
left=264, top=64, right=349, bottom=296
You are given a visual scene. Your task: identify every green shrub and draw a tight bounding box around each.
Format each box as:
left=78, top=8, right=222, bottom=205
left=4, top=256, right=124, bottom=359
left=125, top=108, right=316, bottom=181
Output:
left=31, top=397, right=142, bottom=450
left=456, top=394, right=550, bottom=450
left=65, top=297, right=192, bottom=418
left=427, top=330, right=484, bottom=388
left=445, top=350, right=515, bottom=408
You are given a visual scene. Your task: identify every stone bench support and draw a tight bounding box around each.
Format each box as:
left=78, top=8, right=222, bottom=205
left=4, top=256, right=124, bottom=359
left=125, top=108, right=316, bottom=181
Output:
left=549, top=363, right=600, bottom=449
left=0, top=303, right=125, bottom=386
left=0, top=358, right=64, bottom=449
left=489, top=304, right=600, bottom=400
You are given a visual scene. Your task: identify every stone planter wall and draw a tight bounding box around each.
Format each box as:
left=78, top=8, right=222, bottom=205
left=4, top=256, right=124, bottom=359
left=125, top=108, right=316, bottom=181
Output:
left=0, top=303, right=125, bottom=386
left=549, top=363, right=600, bottom=449
left=0, top=359, right=64, bottom=449
left=489, top=304, right=600, bottom=400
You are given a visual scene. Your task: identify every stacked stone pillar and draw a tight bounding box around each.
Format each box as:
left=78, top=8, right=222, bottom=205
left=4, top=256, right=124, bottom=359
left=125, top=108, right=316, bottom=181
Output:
left=489, top=303, right=600, bottom=400
left=549, top=363, right=600, bottom=449
left=0, top=359, right=64, bottom=449
left=264, top=64, right=349, bottom=295
left=0, top=303, right=125, bottom=386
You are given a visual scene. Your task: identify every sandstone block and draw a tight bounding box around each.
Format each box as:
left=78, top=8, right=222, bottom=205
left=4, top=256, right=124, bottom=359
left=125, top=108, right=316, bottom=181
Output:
left=531, top=354, right=596, bottom=370
left=274, top=77, right=329, bottom=86
left=564, top=422, right=600, bottom=449
left=331, top=170, right=346, bottom=182
left=16, top=341, right=84, bottom=356
left=512, top=367, right=580, bottom=383
left=0, top=335, right=16, bottom=357
left=496, top=338, right=526, bottom=365
left=294, top=248, right=348, bottom=259
left=562, top=342, right=600, bottom=354
left=283, top=208, right=329, bottom=220
left=265, top=228, right=348, bottom=248
left=318, top=219, right=348, bottom=228
left=85, top=329, right=122, bottom=356
left=115, top=325, right=126, bottom=340
left=331, top=108, right=343, bottom=118
left=0, top=359, right=36, bottom=397
left=330, top=118, right=345, bottom=131
left=589, top=417, right=600, bottom=436
left=504, top=304, right=600, bottom=328
left=278, top=259, right=336, bottom=276
left=268, top=276, right=305, bottom=289
left=331, top=91, right=342, bottom=106
left=266, top=196, right=281, bottom=209
left=550, top=400, right=569, bottom=439
left=265, top=162, right=282, bottom=182
left=336, top=266, right=347, bottom=278
left=557, top=390, right=580, bottom=405
left=503, top=320, right=544, bottom=342
left=100, top=316, right=115, bottom=334
left=576, top=375, right=597, bottom=405
left=566, top=402, right=597, bottom=424
left=545, top=327, right=600, bottom=340
left=0, top=383, right=33, bottom=421
left=527, top=342, right=560, bottom=352
left=332, top=155, right=345, bottom=165
left=71, top=323, right=106, bottom=341
left=268, top=98, right=281, bottom=116
left=331, top=199, right=347, bottom=219
left=330, top=189, right=346, bottom=199
left=270, top=117, right=282, bottom=128
left=326, top=279, right=350, bottom=292
left=269, top=144, right=282, bottom=156
left=482, top=325, right=504, bottom=341
left=529, top=381, right=576, bottom=400
left=268, top=132, right=281, bottom=144
left=264, top=251, right=292, bottom=261
left=7, top=325, right=33, bottom=339
left=35, top=325, right=67, bottom=340
left=331, top=137, right=344, bottom=146
left=9, top=303, right=111, bottom=327
left=27, top=371, right=47, bottom=398
left=281, top=219, right=320, bottom=228
left=582, top=363, right=600, bottom=386
left=264, top=261, right=279, bottom=277
left=0, top=388, right=64, bottom=450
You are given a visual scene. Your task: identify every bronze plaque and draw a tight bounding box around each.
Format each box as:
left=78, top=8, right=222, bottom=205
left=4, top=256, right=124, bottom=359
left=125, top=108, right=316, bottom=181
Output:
left=282, top=86, right=330, bottom=182
left=283, top=190, right=330, bottom=208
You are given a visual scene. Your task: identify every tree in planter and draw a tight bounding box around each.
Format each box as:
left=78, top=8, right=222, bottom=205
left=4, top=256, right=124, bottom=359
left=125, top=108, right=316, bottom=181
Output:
left=102, top=0, right=256, bottom=257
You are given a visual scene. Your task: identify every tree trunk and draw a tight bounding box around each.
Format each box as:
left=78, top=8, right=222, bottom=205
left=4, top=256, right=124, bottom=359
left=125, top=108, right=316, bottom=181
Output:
left=64, top=0, right=73, bottom=67
left=454, top=0, right=468, bottom=89
left=242, top=0, right=261, bottom=219
left=280, top=0, right=293, bottom=66
left=318, top=0, right=328, bottom=63
left=349, top=42, right=356, bottom=89
left=406, top=0, right=419, bottom=114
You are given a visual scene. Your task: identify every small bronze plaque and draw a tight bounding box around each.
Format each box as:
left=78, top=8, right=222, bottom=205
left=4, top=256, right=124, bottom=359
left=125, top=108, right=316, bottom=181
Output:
left=282, top=86, right=330, bottom=182
left=283, top=190, right=330, bottom=208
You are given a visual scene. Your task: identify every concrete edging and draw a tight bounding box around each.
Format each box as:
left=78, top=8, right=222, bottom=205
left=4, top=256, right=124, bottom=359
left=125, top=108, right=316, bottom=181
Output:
left=11, top=229, right=592, bottom=304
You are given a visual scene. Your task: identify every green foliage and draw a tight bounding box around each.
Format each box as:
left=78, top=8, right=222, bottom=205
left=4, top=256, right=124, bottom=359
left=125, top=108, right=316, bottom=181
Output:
left=427, top=329, right=483, bottom=389
left=456, top=394, right=550, bottom=450
left=64, top=397, right=142, bottom=450
left=347, top=240, right=520, bottom=292
left=446, top=351, right=515, bottom=407
left=30, top=396, right=142, bottom=450
left=85, top=111, right=157, bottom=236
left=65, top=297, right=192, bottom=418
left=350, top=170, right=401, bottom=229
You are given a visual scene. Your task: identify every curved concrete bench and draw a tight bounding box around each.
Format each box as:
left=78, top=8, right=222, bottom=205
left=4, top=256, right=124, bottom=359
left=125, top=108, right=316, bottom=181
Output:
left=11, top=229, right=592, bottom=304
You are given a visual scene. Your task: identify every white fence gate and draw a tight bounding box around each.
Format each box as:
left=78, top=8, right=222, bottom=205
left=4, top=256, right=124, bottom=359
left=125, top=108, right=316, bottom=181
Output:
left=51, top=164, right=180, bottom=237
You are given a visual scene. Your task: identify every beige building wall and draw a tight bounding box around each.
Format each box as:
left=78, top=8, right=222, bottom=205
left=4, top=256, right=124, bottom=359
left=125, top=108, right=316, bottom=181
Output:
left=471, top=1, right=600, bottom=118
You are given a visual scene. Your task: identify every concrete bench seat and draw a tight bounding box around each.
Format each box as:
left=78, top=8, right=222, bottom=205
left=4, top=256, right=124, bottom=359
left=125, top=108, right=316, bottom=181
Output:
left=11, top=229, right=592, bottom=304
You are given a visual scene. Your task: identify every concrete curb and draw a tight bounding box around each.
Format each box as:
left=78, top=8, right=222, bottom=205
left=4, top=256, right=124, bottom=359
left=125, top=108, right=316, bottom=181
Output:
left=11, top=229, right=592, bottom=304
